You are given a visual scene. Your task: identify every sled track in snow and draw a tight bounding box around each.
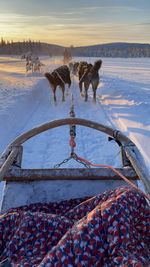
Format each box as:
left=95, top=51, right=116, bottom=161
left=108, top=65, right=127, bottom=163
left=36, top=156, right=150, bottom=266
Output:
left=21, top=75, right=121, bottom=169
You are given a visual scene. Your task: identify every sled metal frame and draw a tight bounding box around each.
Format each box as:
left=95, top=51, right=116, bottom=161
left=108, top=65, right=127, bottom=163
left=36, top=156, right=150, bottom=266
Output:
left=0, top=118, right=150, bottom=194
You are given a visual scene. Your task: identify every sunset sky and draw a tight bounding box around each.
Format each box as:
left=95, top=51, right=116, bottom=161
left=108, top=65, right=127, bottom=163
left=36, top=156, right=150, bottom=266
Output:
left=0, top=0, right=150, bottom=46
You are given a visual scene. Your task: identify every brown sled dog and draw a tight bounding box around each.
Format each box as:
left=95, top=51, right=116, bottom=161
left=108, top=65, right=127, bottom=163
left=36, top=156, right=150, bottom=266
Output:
left=78, top=60, right=102, bottom=102
left=45, top=65, right=71, bottom=102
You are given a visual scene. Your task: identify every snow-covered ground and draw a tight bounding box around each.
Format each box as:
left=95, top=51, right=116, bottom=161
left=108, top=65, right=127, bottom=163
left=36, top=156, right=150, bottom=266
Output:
left=0, top=56, right=150, bottom=204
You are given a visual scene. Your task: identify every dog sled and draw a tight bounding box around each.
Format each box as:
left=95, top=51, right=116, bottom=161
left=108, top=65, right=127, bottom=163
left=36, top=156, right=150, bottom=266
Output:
left=0, top=118, right=150, bottom=266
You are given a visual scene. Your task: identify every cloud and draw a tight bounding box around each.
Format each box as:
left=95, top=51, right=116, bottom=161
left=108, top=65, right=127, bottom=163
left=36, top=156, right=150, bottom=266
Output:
left=0, top=12, right=149, bottom=46
left=136, top=22, right=150, bottom=26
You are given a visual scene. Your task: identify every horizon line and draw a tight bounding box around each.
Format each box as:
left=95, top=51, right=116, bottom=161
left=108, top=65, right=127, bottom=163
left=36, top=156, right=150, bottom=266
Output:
left=1, top=39, right=150, bottom=48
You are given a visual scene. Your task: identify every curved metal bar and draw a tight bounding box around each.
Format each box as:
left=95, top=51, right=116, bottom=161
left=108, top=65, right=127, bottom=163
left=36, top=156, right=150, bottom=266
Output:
left=4, top=118, right=133, bottom=152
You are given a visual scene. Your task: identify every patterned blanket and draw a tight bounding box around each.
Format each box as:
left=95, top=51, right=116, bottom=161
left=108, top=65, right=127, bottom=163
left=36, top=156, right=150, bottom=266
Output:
left=0, top=187, right=150, bottom=266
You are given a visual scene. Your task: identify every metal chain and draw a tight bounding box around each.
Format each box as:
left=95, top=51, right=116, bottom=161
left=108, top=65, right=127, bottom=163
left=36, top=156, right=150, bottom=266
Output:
left=54, top=156, right=72, bottom=168
left=71, top=153, right=91, bottom=168
left=54, top=153, right=91, bottom=169
left=54, top=75, right=90, bottom=169
left=69, top=92, right=76, bottom=154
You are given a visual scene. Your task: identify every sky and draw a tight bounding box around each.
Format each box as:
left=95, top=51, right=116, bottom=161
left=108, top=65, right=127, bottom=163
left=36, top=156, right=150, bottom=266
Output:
left=0, top=0, right=150, bottom=46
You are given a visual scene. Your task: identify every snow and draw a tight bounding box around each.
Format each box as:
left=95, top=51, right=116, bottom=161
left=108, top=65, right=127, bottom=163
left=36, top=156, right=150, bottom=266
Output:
left=0, top=56, right=150, bottom=205
left=99, top=58, right=150, bottom=169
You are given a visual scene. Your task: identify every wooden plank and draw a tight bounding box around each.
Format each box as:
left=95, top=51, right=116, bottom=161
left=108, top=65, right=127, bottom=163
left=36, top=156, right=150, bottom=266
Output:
left=4, top=167, right=138, bottom=181
left=1, top=180, right=135, bottom=211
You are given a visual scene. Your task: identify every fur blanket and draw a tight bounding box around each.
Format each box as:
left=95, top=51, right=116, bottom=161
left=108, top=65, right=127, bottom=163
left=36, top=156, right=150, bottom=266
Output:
left=0, top=187, right=149, bottom=266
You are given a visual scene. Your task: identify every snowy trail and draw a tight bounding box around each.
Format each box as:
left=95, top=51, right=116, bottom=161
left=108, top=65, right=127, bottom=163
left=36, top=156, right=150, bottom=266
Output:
left=21, top=75, right=120, bottom=169
left=0, top=56, right=150, bottom=203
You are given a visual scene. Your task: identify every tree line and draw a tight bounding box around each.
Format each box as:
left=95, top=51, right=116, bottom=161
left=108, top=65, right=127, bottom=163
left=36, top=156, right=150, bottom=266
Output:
left=72, top=43, right=150, bottom=57
left=0, top=38, right=149, bottom=57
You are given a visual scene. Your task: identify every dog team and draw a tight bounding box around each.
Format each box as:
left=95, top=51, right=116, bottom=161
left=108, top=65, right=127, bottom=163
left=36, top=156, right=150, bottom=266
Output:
left=45, top=59, right=102, bottom=103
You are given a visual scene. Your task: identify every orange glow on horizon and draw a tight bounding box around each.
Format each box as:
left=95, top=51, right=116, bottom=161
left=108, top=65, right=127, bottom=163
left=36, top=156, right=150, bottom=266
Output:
left=0, top=13, right=149, bottom=46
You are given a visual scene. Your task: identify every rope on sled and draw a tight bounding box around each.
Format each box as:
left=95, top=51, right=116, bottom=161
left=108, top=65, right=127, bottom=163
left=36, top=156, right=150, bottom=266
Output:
left=74, top=154, right=150, bottom=202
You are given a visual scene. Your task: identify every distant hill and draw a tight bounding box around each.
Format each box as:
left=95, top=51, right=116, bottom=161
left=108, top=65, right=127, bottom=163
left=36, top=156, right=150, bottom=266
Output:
left=73, top=42, right=150, bottom=57
left=0, top=41, right=149, bottom=57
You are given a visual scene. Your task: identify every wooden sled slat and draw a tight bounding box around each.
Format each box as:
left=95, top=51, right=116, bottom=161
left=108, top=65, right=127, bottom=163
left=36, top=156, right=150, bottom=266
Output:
left=4, top=167, right=138, bottom=181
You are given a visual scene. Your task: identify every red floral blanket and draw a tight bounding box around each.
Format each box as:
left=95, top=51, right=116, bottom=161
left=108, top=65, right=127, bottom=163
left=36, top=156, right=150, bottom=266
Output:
left=0, top=187, right=150, bottom=266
